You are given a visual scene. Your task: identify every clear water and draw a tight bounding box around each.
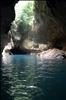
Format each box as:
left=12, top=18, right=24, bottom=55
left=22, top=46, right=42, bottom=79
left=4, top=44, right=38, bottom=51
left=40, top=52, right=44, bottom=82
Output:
left=1, top=55, right=66, bottom=100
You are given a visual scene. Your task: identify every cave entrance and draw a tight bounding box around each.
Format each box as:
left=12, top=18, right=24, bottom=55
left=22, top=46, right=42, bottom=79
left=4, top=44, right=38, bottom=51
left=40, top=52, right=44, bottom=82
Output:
left=9, top=0, right=35, bottom=49
left=15, top=1, right=34, bottom=21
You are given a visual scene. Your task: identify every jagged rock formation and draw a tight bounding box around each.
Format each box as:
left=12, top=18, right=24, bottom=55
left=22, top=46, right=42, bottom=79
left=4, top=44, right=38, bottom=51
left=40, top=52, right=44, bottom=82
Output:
left=37, top=48, right=66, bottom=60
left=1, top=0, right=18, bottom=52
left=1, top=0, right=66, bottom=53
left=33, top=0, right=66, bottom=49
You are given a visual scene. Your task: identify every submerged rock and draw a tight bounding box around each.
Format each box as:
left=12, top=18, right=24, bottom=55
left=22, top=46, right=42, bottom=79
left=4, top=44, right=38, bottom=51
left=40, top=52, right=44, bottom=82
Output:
left=37, top=48, right=66, bottom=59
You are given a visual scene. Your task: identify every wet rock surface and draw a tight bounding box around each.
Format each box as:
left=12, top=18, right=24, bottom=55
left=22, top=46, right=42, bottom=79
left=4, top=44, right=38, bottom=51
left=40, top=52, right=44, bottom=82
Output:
left=37, top=48, right=66, bottom=60
left=2, top=43, right=66, bottom=60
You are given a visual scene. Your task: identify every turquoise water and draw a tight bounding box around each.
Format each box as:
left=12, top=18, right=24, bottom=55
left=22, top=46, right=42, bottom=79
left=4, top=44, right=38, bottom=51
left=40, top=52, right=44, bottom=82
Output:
left=1, top=55, right=66, bottom=100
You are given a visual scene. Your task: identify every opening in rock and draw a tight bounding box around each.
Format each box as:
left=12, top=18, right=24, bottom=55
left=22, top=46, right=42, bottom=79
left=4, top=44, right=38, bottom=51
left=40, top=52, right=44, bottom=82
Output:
left=2, top=0, right=36, bottom=55
left=10, top=1, right=35, bottom=49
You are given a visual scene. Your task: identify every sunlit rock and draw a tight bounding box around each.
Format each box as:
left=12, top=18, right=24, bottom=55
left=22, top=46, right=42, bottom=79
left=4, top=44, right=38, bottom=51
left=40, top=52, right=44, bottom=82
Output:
left=2, top=43, right=12, bottom=56
left=2, top=42, right=13, bottom=65
left=38, top=48, right=66, bottom=60
left=39, top=44, right=49, bottom=51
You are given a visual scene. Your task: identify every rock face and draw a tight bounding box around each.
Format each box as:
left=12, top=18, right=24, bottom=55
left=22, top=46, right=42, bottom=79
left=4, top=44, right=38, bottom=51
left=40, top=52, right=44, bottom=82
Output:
left=1, top=0, right=66, bottom=53
left=38, top=48, right=66, bottom=60
left=46, top=0, right=66, bottom=28
left=1, top=0, right=18, bottom=52
left=33, top=0, right=66, bottom=49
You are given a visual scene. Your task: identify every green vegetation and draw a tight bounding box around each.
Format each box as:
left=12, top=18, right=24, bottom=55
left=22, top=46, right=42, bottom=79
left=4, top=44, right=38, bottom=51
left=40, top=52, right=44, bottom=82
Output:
left=10, top=1, right=34, bottom=44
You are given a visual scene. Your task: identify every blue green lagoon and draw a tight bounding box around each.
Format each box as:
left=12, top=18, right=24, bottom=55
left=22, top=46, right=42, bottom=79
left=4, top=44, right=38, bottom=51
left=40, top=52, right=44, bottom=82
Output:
left=1, top=55, right=66, bottom=100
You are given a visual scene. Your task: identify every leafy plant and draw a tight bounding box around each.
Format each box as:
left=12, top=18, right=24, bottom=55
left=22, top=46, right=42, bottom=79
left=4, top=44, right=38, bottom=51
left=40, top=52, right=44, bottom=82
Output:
left=10, top=1, right=34, bottom=43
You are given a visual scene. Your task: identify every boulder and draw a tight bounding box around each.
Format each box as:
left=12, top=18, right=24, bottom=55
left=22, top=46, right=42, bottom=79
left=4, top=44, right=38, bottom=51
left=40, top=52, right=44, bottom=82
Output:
left=39, top=44, right=49, bottom=51
left=37, top=48, right=66, bottom=59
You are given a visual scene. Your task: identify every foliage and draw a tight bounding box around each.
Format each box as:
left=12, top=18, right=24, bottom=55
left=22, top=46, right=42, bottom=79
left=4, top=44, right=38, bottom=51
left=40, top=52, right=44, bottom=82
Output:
left=10, top=1, right=34, bottom=43
left=20, top=2, right=34, bottom=25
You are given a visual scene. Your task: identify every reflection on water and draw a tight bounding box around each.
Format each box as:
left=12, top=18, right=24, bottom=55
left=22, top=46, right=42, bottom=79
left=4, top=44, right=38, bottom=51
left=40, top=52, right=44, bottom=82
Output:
left=1, top=55, right=66, bottom=100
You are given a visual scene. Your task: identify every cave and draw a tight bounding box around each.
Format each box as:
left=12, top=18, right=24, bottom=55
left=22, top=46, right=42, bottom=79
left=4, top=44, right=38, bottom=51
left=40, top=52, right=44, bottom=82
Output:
left=1, top=0, right=66, bottom=53
left=1, top=1, right=66, bottom=99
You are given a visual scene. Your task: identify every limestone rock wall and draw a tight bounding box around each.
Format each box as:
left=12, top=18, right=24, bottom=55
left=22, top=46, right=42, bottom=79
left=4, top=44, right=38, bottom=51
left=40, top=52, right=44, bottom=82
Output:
left=33, top=0, right=66, bottom=49
left=1, top=0, right=18, bottom=52
left=1, top=0, right=66, bottom=52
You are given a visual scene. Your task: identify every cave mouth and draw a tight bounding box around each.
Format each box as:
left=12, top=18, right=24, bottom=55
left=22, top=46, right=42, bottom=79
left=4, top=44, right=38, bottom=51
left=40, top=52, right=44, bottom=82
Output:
left=15, top=1, right=34, bottom=21
left=2, top=0, right=35, bottom=55
left=9, top=0, right=35, bottom=49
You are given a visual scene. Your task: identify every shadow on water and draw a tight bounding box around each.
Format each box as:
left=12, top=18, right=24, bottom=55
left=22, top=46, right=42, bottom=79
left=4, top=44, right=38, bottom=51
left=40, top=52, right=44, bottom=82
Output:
left=1, top=89, right=13, bottom=100
left=1, top=55, right=66, bottom=100
left=1, top=70, right=14, bottom=100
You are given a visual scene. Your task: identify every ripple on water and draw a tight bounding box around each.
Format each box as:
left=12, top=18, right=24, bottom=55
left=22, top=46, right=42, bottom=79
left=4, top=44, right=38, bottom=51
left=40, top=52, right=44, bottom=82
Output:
left=1, top=55, right=66, bottom=100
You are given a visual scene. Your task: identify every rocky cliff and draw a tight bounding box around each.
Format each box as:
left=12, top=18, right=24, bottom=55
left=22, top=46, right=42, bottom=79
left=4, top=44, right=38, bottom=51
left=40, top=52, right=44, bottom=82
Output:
left=33, top=0, right=66, bottom=49
left=1, top=0, right=18, bottom=52
left=1, top=0, right=66, bottom=52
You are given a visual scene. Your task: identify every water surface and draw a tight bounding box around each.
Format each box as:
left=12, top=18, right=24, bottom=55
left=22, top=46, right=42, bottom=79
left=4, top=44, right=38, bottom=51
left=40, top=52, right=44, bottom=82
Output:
left=1, top=55, right=66, bottom=100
